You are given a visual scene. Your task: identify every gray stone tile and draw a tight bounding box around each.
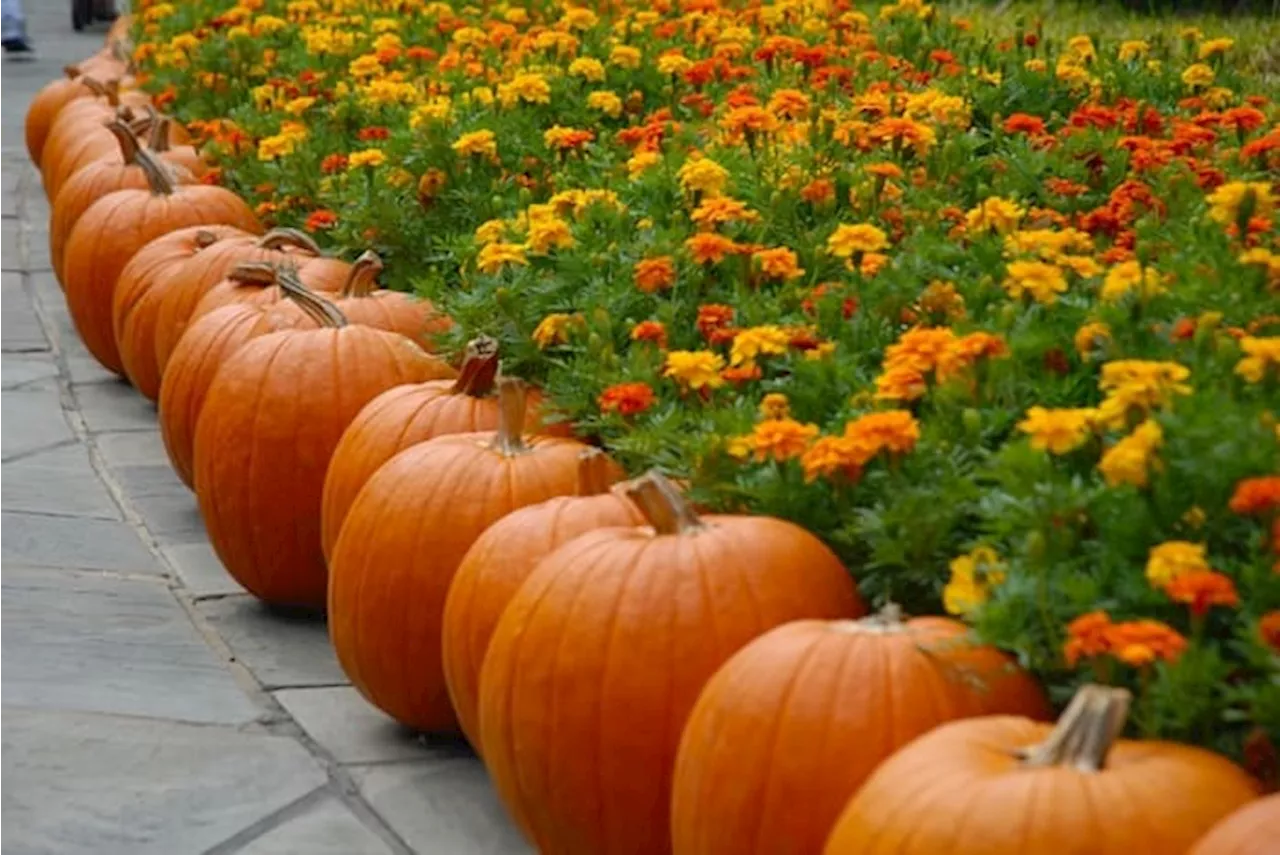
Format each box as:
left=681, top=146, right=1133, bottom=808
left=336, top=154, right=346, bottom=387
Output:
left=197, top=596, right=347, bottom=690
left=238, top=796, right=394, bottom=855
left=66, top=352, right=122, bottom=385
left=73, top=381, right=158, bottom=432
left=130, top=494, right=207, bottom=544
left=2, top=708, right=327, bottom=855
left=2, top=273, right=49, bottom=352
left=2, top=219, right=19, bottom=270
left=160, top=540, right=246, bottom=598
left=353, top=759, right=531, bottom=855
left=1, top=512, right=158, bottom=573
left=1, top=443, right=121, bottom=519
left=2, top=568, right=264, bottom=725
left=25, top=225, right=52, bottom=272
left=94, top=430, right=170, bottom=468
left=1, top=353, right=59, bottom=389
left=1, top=388, right=72, bottom=459
left=274, top=686, right=439, bottom=765
left=111, top=462, right=188, bottom=498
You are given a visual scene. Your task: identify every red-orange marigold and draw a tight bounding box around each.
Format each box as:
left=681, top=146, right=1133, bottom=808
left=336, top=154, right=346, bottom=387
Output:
left=598, top=382, right=656, bottom=416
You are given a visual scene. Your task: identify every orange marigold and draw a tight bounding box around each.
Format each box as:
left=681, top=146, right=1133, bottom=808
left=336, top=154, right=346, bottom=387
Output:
left=598, top=382, right=656, bottom=416
left=696, top=304, right=735, bottom=339
left=686, top=232, right=739, bottom=264
left=845, top=410, right=920, bottom=457
left=1064, top=610, right=1113, bottom=667
left=753, top=247, right=805, bottom=281
left=1106, top=619, right=1188, bottom=667
left=801, top=436, right=866, bottom=483
left=1229, top=476, right=1280, bottom=515
left=1162, top=570, right=1240, bottom=616
left=747, top=418, right=818, bottom=462
left=634, top=256, right=677, bottom=293
left=1259, top=611, right=1280, bottom=652
left=630, top=320, right=668, bottom=348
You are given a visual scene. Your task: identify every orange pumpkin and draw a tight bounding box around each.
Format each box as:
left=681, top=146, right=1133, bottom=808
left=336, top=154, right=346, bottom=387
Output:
left=41, top=86, right=153, bottom=199
left=193, top=279, right=454, bottom=608
left=50, top=120, right=195, bottom=286
left=1190, top=794, right=1280, bottom=855
left=145, top=114, right=206, bottom=179
left=158, top=293, right=309, bottom=490
left=478, top=472, right=865, bottom=854
left=113, top=225, right=252, bottom=399
left=441, top=448, right=643, bottom=747
left=26, top=66, right=100, bottom=165
left=671, top=609, right=1051, bottom=855
left=319, top=336, right=548, bottom=558
left=62, top=149, right=260, bottom=375
left=330, top=251, right=452, bottom=350
left=152, top=228, right=350, bottom=376
left=824, top=684, right=1259, bottom=855
left=328, top=378, right=598, bottom=732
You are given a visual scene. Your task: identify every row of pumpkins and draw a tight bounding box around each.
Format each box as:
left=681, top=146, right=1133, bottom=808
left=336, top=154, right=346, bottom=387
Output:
left=24, top=25, right=1276, bottom=854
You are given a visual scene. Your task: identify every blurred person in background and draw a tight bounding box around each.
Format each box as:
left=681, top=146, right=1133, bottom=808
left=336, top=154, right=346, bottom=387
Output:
left=2, top=0, right=33, bottom=55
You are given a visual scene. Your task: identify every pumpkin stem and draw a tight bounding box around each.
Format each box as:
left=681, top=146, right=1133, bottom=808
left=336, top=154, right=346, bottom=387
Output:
left=63, top=64, right=81, bottom=80
left=1019, top=684, right=1131, bottom=773
left=576, top=448, right=617, bottom=497
left=103, top=117, right=141, bottom=164
left=625, top=471, right=704, bottom=535
left=341, top=250, right=384, bottom=298
left=193, top=230, right=221, bottom=250
left=450, top=336, right=500, bottom=397
left=490, top=377, right=530, bottom=456
left=134, top=147, right=178, bottom=197
left=147, top=114, right=175, bottom=153
left=257, top=228, right=322, bottom=256
left=227, top=261, right=279, bottom=286
left=277, top=266, right=348, bottom=329
left=80, top=75, right=107, bottom=97
left=104, top=79, right=122, bottom=107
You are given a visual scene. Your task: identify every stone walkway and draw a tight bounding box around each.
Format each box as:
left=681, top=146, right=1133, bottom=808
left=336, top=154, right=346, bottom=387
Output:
left=2, top=6, right=525, bottom=854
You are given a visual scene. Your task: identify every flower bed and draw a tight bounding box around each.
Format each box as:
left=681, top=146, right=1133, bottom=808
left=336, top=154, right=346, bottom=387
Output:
left=131, top=0, right=1278, bottom=769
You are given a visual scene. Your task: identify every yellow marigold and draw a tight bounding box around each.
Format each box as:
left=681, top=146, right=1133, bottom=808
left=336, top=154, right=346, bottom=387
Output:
left=543, top=125, right=594, bottom=151
left=1101, top=261, right=1166, bottom=302
left=1181, top=62, right=1216, bottom=89
left=586, top=90, right=623, bottom=118
left=526, top=217, right=575, bottom=253
left=678, top=157, right=730, bottom=196
left=1206, top=181, right=1275, bottom=226
left=1097, top=360, right=1192, bottom=426
left=916, top=281, right=966, bottom=321
left=966, top=196, right=1025, bottom=235
left=721, top=105, right=780, bottom=139
left=1074, top=321, right=1112, bottom=356
left=801, top=435, right=866, bottom=482
left=744, top=418, right=819, bottom=462
left=1018, top=407, right=1098, bottom=454
left=664, top=350, right=726, bottom=390
left=499, top=71, right=551, bottom=107
left=348, top=53, right=383, bottom=78
left=1199, top=37, right=1234, bottom=59
left=474, top=218, right=507, bottom=245
left=943, top=546, right=1006, bottom=616
left=256, top=134, right=298, bottom=162
left=730, top=325, right=791, bottom=367
left=1146, top=541, right=1210, bottom=588
left=531, top=313, right=579, bottom=349
left=690, top=196, right=760, bottom=230
left=568, top=57, right=605, bottom=82
left=753, top=247, right=804, bottom=281
left=452, top=129, right=498, bottom=158
left=347, top=148, right=386, bottom=169
left=656, top=52, right=693, bottom=75
left=1118, top=40, right=1150, bottom=62
left=1235, top=336, right=1280, bottom=384
left=627, top=149, right=661, bottom=179
left=1066, top=35, right=1097, bottom=62
left=559, top=6, right=598, bottom=29
left=826, top=223, right=889, bottom=258
left=760, top=393, right=791, bottom=420
left=476, top=242, right=528, bottom=274
left=609, top=45, right=642, bottom=69
left=1098, top=419, right=1163, bottom=488
left=410, top=96, right=452, bottom=128
left=767, top=88, right=811, bottom=120
left=283, top=96, right=317, bottom=116
left=874, top=364, right=928, bottom=402
left=1004, top=260, right=1067, bottom=304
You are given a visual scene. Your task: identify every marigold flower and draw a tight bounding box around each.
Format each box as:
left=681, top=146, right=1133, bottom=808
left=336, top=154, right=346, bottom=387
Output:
left=1235, top=337, right=1280, bottom=384
left=1098, top=419, right=1163, bottom=488
left=721, top=364, right=762, bottom=385
left=1163, top=570, right=1239, bottom=616
left=531, top=312, right=579, bottom=349
left=587, top=90, right=623, bottom=118
left=610, top=45, right=642, bottom=69
left=1004, top=260, right=1067, bottom=304
left=526, top=217, right=574, bottom=253
left=844, top=410, right=920, bottom=457
left=690, top=196, right=760, bottom=230
left=476, top=242, right=528, bottom=274
left=568, top=56, right=605, bottom=82
left=598, top=382, right=656, bottom=416
left=678, top=157, right=730, bottom=196
left=800, top=435, right=865, bottom=482
left=874, top=364, right=928, bottom=402
left=1146, top=541, right=1210, bottom=587
left=1002, top=113, right=1046, bottom=136
left=452, top=130, right=498, bottom=159
left=664, top=350, right=726, bottom=390
left=730, top=325, right=790, bottom=367
left=1199, top=37, right=1234, bottom=59
left=544, top=125, right=595, bottom=151
left=1074, top=321, right=1112, bottom=356
left=686, top=233, right=739, bottom=265
left=1101, top=261, right=1166, bottom=302
left=304, top=209, right=337, bottom=232
left=826, top=223, right=889, bottom=258
left=943, top=546, right=1005, bottom=616
left=966, top=196, right=1025, bottom=235
left=1017, top=407, right=1097, bottom=454
left=759, top=393, right=790, bottom=420
left=347, top=148, right=386, bottom=169
left=753, top=247, right=804, bottom=281
left=1259, top=611, right=1280, bottom=653
left=630, top=320, right=667, bottom=348
left=740, top=418, right=818, bottom=462
left=633, top=256, right=677, bottom=293
left=696, top=304, right=735, bottom=340
left=1206, top=181, right=1274, bottom=226
left=720, top=105, right=780, bottom=139
left=1097, top=360, right=1192, bottom=425
left=1064, top=611, right=1113, bottom=667
left=1229, top=476, right=1280, bottom=516
left=1108, top=619, right=1188, bottom=667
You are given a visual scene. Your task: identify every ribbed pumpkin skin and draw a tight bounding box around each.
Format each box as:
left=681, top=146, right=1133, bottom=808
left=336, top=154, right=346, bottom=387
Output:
left=1190, top=794, right=1280, bottom=855
left=338, top=292, right=451, bottom=351
left=39, top=94, right=152, bottom=200
left=671, top=617, right=1052, bottom=855
left=442, top=489, right=644, bottom=748
left=26, top=74, right=96, bottom=165
left=193, top=326, right=452, bottom=608
left=113, top=225, right=251, bottom=400
left=157, top=302, right=309, bottom=489
left=50, top=161, right=166, bottom=286
left=62, top=186, right=260, bottom=375
left=188, top=262, right=350, bottom=322
left=478, top=518, right=865, bottom=855
left=327, top=430, right=599, bottom=732
left=152, top=244, right=350, bottom=376
left=319, top=382, right=546, bottom=559
left=823, top=715, right=1260, bottom=855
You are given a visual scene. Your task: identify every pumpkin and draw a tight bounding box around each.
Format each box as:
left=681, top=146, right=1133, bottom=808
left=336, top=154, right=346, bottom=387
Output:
left=441, top=448, right=643, bottom=748
left=193, top=277, right=454, bottom=608
left=145, top=114, right=206, bottom=179
left=62, top=149, right=260, bottom=375
left=319, top=336, right=549, bottom=558
left=824, top=684, right=1260, bottom=855
left=152, top=228, right=350, bottom=376
left=49, top=119, right=194, bottom=286
left=1190, top=794, right=1280, bottom=855
left=26, top=66, right=99, bottom=164
left=113, top=226, right=252, bottom=400
left=478, top=472, right=864, bottom=854
left=41, top=86, right=153, bottom=199
left=158, top=282, right=311, bottom=489
left=671, top=608, right=1051, bottom=855
left=188, top=257, right=342, bottom=322
left=328, top=378, right=598, bottom=732
left=330, top=250, right=452, bottom=350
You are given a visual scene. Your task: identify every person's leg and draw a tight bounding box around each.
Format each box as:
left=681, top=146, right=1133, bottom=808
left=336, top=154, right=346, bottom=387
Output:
left=2, top=0, right=32, bottom=52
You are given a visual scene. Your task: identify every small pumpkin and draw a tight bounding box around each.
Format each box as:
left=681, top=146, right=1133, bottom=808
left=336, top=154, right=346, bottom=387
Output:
left=328, top=378, right=599, bottom=733
left=113, top=226, right=252, bottom=400
left=330, top=250, right=452, bottom=350
left=50, top=119, right=195, bottom=286
left=41, top=85, right=153, bottom=199
left=671, top=608, right=1052, bottom=855
left=441, top=448, right=643, bottom=748
left=478, top=472, right=865, bottom=854
left=62, top=148, right=260, bottom=375
left=152, top=228, right=350, bottom=376
left=26, top=66, right=100, bottom=165
left=824, top=684, right=1260, bottom=855
left=320, top=336, right=548, bottom=558
left=1190, top=794, right=1280, bottom=855
left=193, top=276, right=454, bottom=608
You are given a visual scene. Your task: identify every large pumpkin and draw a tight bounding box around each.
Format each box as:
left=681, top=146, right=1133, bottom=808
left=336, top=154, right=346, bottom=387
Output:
left=328, top=378, right=598, bottom=733
left=62, top=149, right=260, bottom=375
left=330, top=250, right=452, bottom=350
left=671, top=609, right=1051, bottom=855
left=152, top=228, right=350, bottom=376
left=441, top=448, right=643, bottom=748
left=26, top=66, right=101, bottom=165
left=478, top=472, right=865, bottom=854
left=320, top=336, right=547, bottom=558
left=113, top=225, right=253, bottom=400
left=50, top=120, right=195, bottom=287
left=193, top=279, right=454, bottom=608
left=824, top=684, right=1260, bottom=855
left=41, top=86, right=153, bottom=199
left=1190, top=794, right=1280, bottom=855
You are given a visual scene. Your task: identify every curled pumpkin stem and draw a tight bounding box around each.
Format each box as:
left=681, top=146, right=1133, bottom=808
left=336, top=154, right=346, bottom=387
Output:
left=257, top=227, right=323, bottom=256
left=1019, top=684, right=1131, bottom=773
left=227, top=261, right=279, bottom=286
left=450, top=336, right=500, bottom=397
left=277, top=266, right=348, bottom=329
left=135, top=147, right=178, bottom=197
left=341, top=250, right=384, bottom=298
left=103, top=117, right=141, bottom=164
left=626, top=471, right=704, bottom=535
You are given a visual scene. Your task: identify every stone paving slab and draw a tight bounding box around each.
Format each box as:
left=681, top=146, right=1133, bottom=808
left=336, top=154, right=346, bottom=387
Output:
left=1, top=511, right=159, bottom=572
left=2, top=354, right=60, bottom=390
left=160, top=539, right=248, bottom=598
left=275, top=686, right=438, bottom=766
left=197, top=596, right=348, bottom=690
left=2, top=568, right=265, bottom=725
left=1, top=443, right=122, bottom=519
left=2, top=709, right=327, bottom=855
left=2, top=273, right=49, bottom=351
left=236, top=795, right=396, bottom=855
left=73, top=381, right=160, bottom=432
left=1, top=388, right=73, bottom=459
left=93, top=429, right=172, bottom=467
